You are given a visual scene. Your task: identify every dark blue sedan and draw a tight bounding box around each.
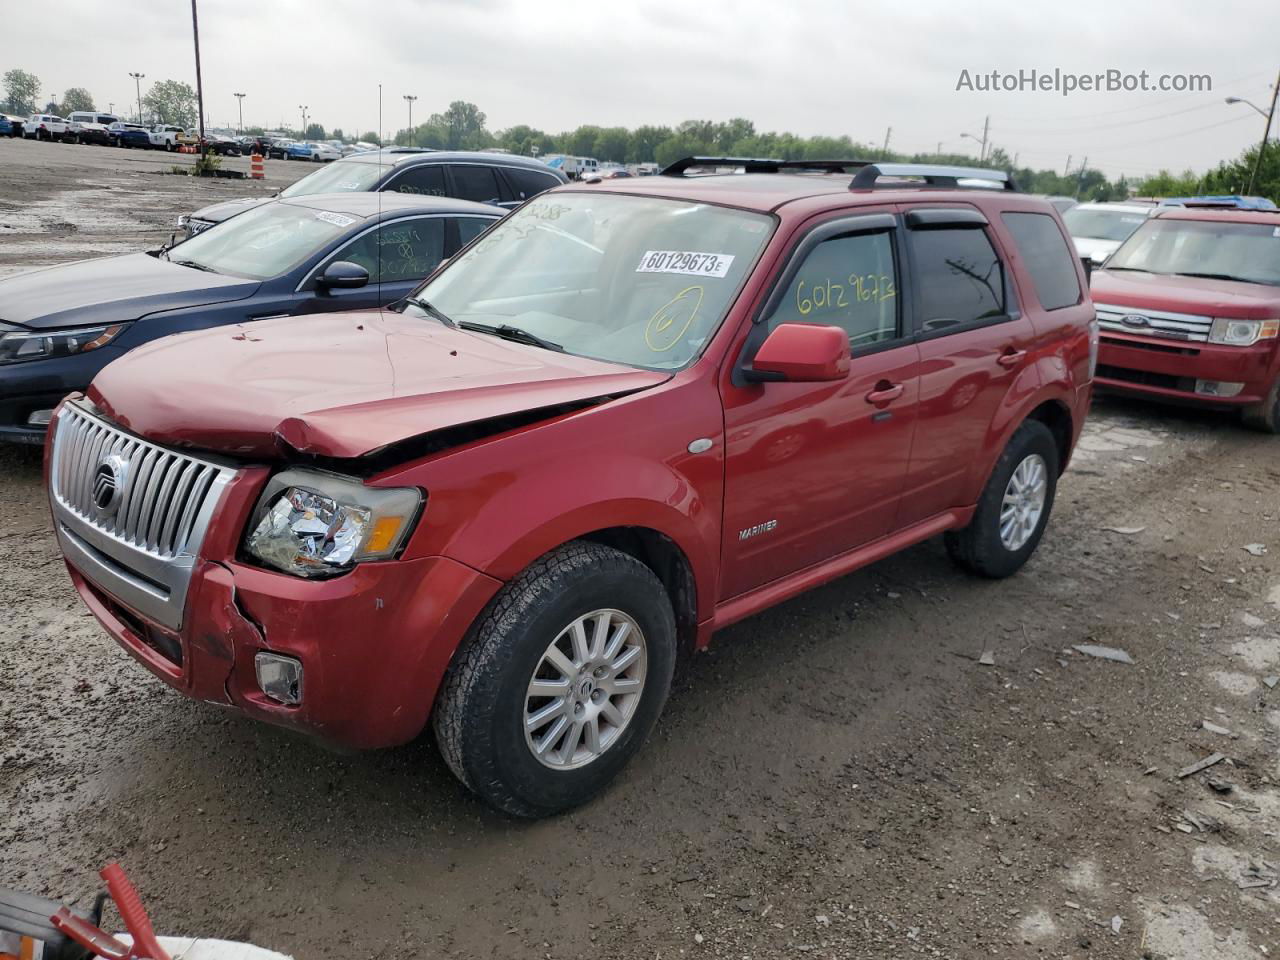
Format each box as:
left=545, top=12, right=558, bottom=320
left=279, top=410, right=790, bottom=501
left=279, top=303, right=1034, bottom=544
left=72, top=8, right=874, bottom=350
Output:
left=0, top=193, right=502, bottom=442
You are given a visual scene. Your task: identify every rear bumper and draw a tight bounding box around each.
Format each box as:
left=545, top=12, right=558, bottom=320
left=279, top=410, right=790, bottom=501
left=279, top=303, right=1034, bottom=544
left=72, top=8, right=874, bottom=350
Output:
left=66, top=552, right=503, bottom=749
left=1096, top=333, right=1276, bottom=406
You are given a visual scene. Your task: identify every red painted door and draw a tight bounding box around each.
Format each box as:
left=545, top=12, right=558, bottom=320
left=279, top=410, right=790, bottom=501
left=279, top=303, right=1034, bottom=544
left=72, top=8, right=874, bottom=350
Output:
left=894, top=208, right=1040, bottom=526
left=719, top=212, right=921, bottom=601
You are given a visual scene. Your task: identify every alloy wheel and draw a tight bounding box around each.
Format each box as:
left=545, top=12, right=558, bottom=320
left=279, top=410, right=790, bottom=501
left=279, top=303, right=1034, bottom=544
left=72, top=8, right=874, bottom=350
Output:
left=523, top=609, right=647, bottom=770
left=999, top=453, right=1047, bottom=551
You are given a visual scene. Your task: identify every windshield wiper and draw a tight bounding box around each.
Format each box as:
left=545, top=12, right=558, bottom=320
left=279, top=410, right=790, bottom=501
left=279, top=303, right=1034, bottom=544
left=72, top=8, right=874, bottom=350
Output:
left=1173, top=271, right=1253, bottom=284
left=403, top=296, right=457, bottom=328
left=169, top=258, right=217, bottom=274
left=459, top=321, right=563, bottom=352
left=1103, top=266, right=1156, bottom=273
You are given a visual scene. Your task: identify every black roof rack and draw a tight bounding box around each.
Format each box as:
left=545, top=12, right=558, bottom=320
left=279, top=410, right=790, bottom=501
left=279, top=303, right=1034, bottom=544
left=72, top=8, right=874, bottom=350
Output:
left=850, top=163, right=1018, bottom=192
left=660, top=156, right=1017, bottom=192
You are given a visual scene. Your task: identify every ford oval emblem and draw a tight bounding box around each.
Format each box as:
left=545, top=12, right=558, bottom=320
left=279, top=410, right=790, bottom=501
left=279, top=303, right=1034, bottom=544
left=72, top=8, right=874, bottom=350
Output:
left=1120, top=314, right=1151, bottom=328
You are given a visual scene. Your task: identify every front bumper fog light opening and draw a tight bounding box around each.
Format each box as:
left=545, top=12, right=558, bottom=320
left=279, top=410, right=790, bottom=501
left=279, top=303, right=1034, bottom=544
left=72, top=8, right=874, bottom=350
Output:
left=255, top=652, right=303, bottom=705
left=26, top=408, right=54, bottom=426
left=1195, top=380, right=1245, bottom=398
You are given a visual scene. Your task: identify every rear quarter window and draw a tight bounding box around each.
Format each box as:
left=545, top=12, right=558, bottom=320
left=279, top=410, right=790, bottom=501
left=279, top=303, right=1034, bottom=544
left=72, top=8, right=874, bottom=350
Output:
left=1001, top=211, right=1082, bottom=311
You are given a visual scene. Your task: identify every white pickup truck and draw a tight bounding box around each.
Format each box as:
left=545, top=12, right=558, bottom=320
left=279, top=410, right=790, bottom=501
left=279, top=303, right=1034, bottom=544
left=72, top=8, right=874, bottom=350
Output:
left=23, top=114, right=70, bottom=141
left=148, top=124, right=196, bottom=151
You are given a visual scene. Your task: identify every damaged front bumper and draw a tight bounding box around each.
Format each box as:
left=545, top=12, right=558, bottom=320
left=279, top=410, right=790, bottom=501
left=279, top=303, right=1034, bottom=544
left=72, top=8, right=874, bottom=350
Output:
left=46, top=399, right=503, bottom=750
left=66, top=553, right=502, bottom=748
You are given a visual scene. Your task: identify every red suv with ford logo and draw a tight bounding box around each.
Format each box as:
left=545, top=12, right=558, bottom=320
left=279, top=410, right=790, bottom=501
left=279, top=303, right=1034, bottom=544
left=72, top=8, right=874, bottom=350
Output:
left=1092, top=207, right=1280, bottom=431
left=45, top=159, right=1095, bottom=817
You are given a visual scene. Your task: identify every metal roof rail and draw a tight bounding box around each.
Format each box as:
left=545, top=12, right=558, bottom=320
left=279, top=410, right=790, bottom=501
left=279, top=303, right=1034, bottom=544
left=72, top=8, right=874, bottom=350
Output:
left=661, top=156, right=875, bottom=176
left=849, top=163, right=1018, bottom=191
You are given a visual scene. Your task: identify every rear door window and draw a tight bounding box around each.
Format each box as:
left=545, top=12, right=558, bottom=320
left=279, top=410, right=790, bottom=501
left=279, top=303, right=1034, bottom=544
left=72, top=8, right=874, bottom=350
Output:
left=907, top=227, right=1006, bottom=333
left=455, top=216, right=498, bottom=248
left=387, top=164, right=446, bottom=196
left=767, top=230, right=900, bottom=351
left=449, top=164, right=504, bottom=204
left=1001, top=212, right=1081, bottom=310
left=504, top=167, right=562, bottom=201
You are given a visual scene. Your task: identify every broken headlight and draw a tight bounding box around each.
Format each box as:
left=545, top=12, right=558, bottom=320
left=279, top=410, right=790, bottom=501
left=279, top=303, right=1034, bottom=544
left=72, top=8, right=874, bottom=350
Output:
left=0, top=322, right=128, bottom=365
left=245, top=469, right=422, bottom=578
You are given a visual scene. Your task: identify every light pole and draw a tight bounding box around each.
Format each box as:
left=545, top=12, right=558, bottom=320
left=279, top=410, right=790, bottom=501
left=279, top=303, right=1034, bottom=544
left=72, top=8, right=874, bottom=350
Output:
left=190, top=0, right=207, bottom=157
left=234, top=93, right=246, bottom=134
left=1226, top=95, right=1269, bottom=119
left=128, top=72, right=145, bottom=123
left=960, top=115, right=990, bottom=163
left=403, top=94, right=417, bottom=142
left=299, top=104, right=309, bottom=138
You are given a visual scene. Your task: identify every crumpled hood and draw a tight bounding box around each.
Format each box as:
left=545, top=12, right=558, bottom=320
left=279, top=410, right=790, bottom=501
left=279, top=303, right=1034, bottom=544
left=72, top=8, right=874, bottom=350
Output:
left=191, top=196, right=270, bottom=225
left=88, top=310, right=670, bottom=459
left=0, top=253, right=260, bottom=329
left=1091, top=270, right=1280, bottom=318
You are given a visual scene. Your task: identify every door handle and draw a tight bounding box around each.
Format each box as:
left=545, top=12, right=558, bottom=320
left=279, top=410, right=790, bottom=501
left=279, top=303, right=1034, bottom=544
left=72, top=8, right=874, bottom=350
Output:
left=865, top=381, right=905, bottom=406
left=996, top=348, right=1027, bottom=369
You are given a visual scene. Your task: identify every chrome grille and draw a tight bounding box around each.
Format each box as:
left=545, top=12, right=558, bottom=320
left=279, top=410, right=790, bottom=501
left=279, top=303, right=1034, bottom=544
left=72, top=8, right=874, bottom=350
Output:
left=1095, top=303, right=1212, bottom=343
left=49, top=401, right=238, bottom=630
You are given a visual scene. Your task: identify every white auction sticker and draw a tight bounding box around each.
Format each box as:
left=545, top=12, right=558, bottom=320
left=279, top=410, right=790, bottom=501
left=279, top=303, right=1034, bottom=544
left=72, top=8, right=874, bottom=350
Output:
left=315, top=211, right=357, bottom=228
left=637, top=250, right=735, bottom=278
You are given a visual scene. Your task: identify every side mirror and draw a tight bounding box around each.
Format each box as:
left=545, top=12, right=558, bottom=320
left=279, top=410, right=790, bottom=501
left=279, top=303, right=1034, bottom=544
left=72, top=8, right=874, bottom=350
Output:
left=317, top=260, right=370, bottom=290
left=1080, top=255, right=1094, bottom=281
left=745, top=323, right=850, bottom=383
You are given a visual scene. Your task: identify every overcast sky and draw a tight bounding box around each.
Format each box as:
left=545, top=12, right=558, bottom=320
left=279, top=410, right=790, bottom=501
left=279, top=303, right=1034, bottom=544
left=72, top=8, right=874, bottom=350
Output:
left=9, top=0, right=1278, bottom=179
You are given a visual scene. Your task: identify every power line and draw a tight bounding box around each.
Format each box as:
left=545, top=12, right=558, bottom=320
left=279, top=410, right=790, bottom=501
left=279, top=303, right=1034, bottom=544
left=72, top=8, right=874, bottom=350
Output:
left=998, top=99, right=1221, bottom=136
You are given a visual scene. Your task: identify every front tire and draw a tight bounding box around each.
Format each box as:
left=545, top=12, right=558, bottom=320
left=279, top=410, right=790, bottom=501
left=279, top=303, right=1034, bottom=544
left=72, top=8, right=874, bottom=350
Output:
left=945, top=419, right=1059, bottom=579
left=433, top=541, right=677, bottom=818
left=1242, top=377, right=1280, bottom=434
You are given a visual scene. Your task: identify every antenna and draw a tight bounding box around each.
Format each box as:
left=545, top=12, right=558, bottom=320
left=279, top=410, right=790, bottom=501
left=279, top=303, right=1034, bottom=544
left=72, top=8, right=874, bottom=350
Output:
left=377, top=83, right=383, bottom=306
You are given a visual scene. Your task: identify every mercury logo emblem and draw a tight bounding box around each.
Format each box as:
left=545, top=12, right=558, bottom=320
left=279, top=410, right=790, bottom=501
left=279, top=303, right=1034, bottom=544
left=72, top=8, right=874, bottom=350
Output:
left=92, top=454, right=128, bottom=515
left=1120, top=314, right=1151, bottom=328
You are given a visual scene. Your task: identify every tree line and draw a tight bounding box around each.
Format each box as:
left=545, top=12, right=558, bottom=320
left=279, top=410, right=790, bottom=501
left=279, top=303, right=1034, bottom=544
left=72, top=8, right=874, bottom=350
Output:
left=3, top=70, right=1274, bottom=203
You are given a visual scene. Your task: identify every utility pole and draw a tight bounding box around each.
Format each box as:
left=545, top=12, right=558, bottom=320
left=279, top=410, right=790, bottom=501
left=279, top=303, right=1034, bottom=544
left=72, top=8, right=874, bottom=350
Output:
left=1064, top=154, right=1072, bottom=177
left=403, top=94, right=418, bottom=141
left=128, top=72, right=145, bottom=124
left=881, top=126, right=891, bottom=156
left=979, top=115, right=989, bottom=163
left=234, top=92, right=245, bottom=134
left=1247, top=66, right=1280, bottom=196
left=190, top=0, right=206, bottom=157
left=299, top=104, right=309, bottom=137
left=936, top=141, right=942, bottom=157
left=1075, top=155, right=1089, bottom=198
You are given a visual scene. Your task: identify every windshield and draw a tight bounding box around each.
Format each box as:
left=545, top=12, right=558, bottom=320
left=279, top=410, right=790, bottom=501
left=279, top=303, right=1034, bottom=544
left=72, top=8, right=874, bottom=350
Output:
left=169, top=202, right=356, bottom=279
left=1062, top=207, right=1148, bottom=242
left=280, top=158, right=386, bottom=198
left=410, top=193, right=773, bottom=370
left=1106, top=218, right=1280, bottom=286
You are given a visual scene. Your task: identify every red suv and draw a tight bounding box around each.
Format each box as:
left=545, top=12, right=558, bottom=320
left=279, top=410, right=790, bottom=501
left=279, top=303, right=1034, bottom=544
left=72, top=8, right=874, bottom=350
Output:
left=46, top=159, right=1095, bottom=816
left=1092, top=207, right=1280, bottom=431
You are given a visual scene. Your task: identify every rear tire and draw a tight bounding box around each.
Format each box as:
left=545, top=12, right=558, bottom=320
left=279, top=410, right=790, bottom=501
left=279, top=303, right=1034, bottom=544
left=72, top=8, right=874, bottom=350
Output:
left=945, top=419, right=1059, bottom=579
left=1241, top=378, right=1280, bottom=434
left=433, top=541, right=677, bottom=818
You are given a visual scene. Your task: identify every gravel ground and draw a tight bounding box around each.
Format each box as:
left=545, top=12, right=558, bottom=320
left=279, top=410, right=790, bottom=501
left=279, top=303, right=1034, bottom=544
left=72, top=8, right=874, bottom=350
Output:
left=3, top=137, right=1280, bottom=959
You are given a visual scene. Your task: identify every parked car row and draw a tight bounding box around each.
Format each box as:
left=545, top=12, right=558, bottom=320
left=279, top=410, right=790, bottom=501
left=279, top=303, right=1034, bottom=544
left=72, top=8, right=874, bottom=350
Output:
left=4, top=156, right=1278, bottom=821
left=176, top=149, right=569, bottom=239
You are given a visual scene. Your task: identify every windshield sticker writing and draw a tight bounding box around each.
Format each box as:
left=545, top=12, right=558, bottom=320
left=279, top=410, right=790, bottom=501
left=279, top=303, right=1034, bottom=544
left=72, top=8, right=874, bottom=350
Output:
left=315, top=211, right=356, bottom=228
left=637, top=251, right=735, bottom=278
left=646, top=285, right=704, bottom=351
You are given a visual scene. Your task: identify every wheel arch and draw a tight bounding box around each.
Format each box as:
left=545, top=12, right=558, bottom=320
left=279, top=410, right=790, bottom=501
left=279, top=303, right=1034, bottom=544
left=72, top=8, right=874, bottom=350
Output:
left=1023, top=397, right=1074, bottom=475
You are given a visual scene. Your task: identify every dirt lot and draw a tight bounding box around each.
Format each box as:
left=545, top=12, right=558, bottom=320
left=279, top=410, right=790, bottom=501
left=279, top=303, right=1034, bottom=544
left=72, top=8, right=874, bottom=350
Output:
left=3, top=137, right=1280, bottom=960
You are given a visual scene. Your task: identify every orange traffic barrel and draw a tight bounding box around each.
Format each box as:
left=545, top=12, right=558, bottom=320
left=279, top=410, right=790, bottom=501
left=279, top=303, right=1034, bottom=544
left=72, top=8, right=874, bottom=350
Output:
left=250, top=153, right=265, bottom=179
